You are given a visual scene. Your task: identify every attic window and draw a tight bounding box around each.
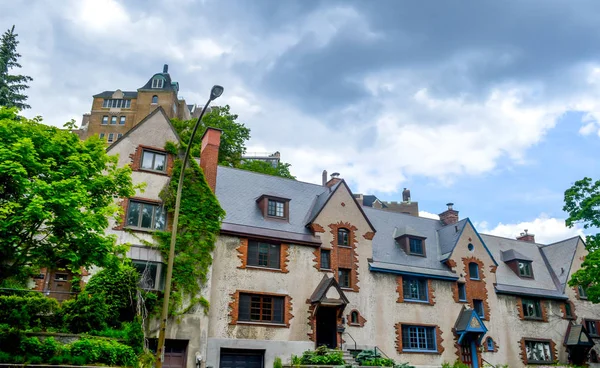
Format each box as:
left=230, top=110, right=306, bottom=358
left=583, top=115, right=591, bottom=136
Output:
left=268, top=199, right=285, bottom=218
left=518, top=261, right=533, bottom=278
left=469, top=262, right=480, bottom=280
left=338, top=228, right=350, bottom=246
left=152, top=78, right=164, bottom=89
left=256, top=195, right=290, bottom=221
left=408, top=238, right=424, bottom=256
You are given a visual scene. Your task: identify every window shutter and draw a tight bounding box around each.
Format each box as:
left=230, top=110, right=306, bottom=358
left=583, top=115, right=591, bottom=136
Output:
left=269, top=244, right=281, bottom=269
left=238, top=294, right=250, bottom=321
left=273, top=297, right=284, bottom=323
left=247, top=241, right=258, bottom=266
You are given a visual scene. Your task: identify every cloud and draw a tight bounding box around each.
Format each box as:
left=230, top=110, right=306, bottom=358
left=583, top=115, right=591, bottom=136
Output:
left=476, top=214, right=584, bottom=244
left=419, top=211, right=440, bottom=220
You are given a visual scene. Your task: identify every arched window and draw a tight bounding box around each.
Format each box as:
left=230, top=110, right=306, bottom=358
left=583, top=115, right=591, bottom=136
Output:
left=151, top=95, right=158, bottom=104
left=351, top=311, right=359, bottom=324
left=469, top=262, right=480, bottom=280
left=486, top=337, right=494, bottom=351
left=338, top=228, right=350, bottom=246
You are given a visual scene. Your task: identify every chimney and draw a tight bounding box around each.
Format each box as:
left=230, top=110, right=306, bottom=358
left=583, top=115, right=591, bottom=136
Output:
left=326, top=172, right=341, bottom=188
left=516, top=229, right=535, bottom=243
left=163, top=64, right=169, bottom=73
left=200, top=127, right=222, bottom=192
left=439, top=202, right=459, bottom=226
left=322, top=170, right=328, bottom=186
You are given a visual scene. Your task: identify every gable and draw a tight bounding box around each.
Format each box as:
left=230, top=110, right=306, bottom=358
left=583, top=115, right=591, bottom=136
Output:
left=449, top=220, right=498, bottom=269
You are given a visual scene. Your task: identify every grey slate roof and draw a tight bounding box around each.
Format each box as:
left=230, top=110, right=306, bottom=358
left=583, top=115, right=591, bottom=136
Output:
left=93, top=91, right=138, bottom=98
left=439, top=218, right=468, bottom=259
left=500, top=249, right=533, bottom=262
left=540, top=237, right=580, bottom=292
left=455, top=307, right=475, bottom=331
left=565, top=324, right=594, bottom=346
left=139, top=72, right=175, bottom=91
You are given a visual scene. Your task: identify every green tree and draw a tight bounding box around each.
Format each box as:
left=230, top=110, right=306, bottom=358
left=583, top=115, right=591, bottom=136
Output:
left=564, top=177, right=600, bottom=302
left=0, top=107, right=135, bottom=284
left=0, top=26, right=33, bottom=110
left=237, top=159, right=296, bottom=179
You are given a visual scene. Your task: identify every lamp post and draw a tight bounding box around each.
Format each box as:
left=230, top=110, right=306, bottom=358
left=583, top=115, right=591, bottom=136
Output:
left=155, top=85, right=224, bottom=368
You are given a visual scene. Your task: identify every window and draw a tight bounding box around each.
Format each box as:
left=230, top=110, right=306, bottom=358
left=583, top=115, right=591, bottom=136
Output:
left=267, top=199, right=285, bottom=218
left=401, top=325, right=436, bottom=352
left=102, top=115, right=108, bottom=125
left=469, top=262, right=480, bottom=280
left=119, top=116, right=126, bottom=125
left=350, top=311, right=359, bottom=324
left=152, top=78, right=164, bottom=89
left=524, top=340, right=553, bottom=364
left=339, top=268, right=351, bottom=288
left=403, top=277, right=428, bottom=302
left=141, top=150, right=167, bottom=172
left=107, top=133, right=114, bottom=143
left=238, top=293, right=284, bottom=324
left=522, top=298, right=542, bottom=319
left=320, top=249, right=331, bottom=270
left=54, top=273, right=68, bottom=281
left=408, top=237, right=424, bottom=255
left=126, top=200, right=166, bottom=230
left=117, top=133, right=123, bottom=140
left=473, top=299, right=484, bottom=317
left=102, top=99, right=131, bottom=108
left=518, top=261, right=533, bottom=277
left=578, top=285, right=588, bottom=299
left=247, top=241, right=280, bottom=269
left=99, top=132, right=105, bottom=140
left=151, top=95, right=158, bottom=104
left=458, top=283, right=467, bottom=302
left=110, top=116, right=117, bottom=125
left=338, top=228, right=350, bottom=246
left=564, top=302, right=573, bottom=319
left=132, top=260, right=165, bottom=291
left=586, top=320, right=599, bottom=336
left=486, top=337, right=494, bottom=352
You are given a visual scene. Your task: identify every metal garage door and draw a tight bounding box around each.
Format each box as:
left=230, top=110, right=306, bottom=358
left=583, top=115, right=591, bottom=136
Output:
left=219, top=348, right=264, bottom=368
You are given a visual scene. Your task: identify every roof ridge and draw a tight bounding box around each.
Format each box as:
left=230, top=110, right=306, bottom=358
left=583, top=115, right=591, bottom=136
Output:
left=217, top=165, right=326, bottom=188
left=479, top=232, right=546, bottom=246
left=541, top=235, right=581, bottom=248
left=363, top=206, right=442, bottom=223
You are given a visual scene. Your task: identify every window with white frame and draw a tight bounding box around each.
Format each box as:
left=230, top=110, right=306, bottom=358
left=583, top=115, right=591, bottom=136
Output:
left=102, top=99, right=131, bottom=108
left=141, top=150, right=167, bottom=172
left=110, top=116, right=117, bottom=125
left=119, top=116, right=126, bottom=125
left=524, top=340, right=552, bottom=364
left=152, top=78, right=164, bottom=89
left=107, top=133, right=114, bottom=143
left=267, top=199, right=285, bottom=218
left=102, top=116, right=108, bottom=125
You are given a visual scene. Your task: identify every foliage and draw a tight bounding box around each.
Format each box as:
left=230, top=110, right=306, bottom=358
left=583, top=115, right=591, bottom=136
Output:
left=0, top=26, right=32, bottom=110
left=298, top=346, right=345, bottom=365
left=0, top=294, right=60, bottom=330
left=154, top=157, right=225, bottom=315
left=564, top=177, right=600, bottom=302
left=356, top=349, right=404, bottom=367
left=61, top=294, right=109, bottom=333
left=0, top=107, right=136, bottom=284
left=84, top=260, right=140, bottom=325
left=171, top=105, right=250, bottom=165
left=442, top=361, right=470, bottom=368
left=237, top=159, right=296, bottom=179
left=274, top=356, right=283, bottom=368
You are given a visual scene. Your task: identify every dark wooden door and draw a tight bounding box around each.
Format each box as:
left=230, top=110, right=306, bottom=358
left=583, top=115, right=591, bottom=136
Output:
left=163, top=344, right=186, bottom=368
left=316, top=307, right=337, bottom=349
left=48, top=270, right=72, bottom=301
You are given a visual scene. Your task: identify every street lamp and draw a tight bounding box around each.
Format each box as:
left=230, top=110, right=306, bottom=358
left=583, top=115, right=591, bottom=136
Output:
left=155, top=85, right=224, bottom=368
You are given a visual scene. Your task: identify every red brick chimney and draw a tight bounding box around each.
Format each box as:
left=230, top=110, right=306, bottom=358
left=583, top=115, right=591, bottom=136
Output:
left=200, top=127, right=222, bottom=192
left=517, top=229, right=535, bottom=243
left=326, top=172, right=342, bottom=187
left=439, top=202, right=459, bottom=225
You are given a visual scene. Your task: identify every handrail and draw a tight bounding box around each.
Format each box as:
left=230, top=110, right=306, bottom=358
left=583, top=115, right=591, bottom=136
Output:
left=374, top=346, right=390, bottom=359
left=482, top=358, right=496, bottom=368
left=342, top=331, right=357, bottom=351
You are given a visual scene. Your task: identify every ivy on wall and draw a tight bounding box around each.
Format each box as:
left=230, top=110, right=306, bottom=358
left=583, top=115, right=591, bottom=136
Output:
left=153, top=145, right=225, bottom=315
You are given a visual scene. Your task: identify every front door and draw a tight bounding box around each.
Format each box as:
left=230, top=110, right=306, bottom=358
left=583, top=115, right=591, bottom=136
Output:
left=316, top=307, right=338, bottom=348
left=48, top=270, right=73, bottom=301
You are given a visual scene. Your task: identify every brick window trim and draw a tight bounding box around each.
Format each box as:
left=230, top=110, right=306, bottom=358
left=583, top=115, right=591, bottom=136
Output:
left=518, top=338, right=556, bottom=365
left=559, top=300, right=577, bottom=320
left=395, top=275, right=436, bottom=306
left=516, top=297, right=548, bottom=322
left=347, top=309, right=367, bottom=327
left=236, top=238, right=290, bottom=273
left=583, top=319, right=600, bottom=337
left=312, top=248, right=334, bottom=272
left=329, top=222, right=360, bottom=292
left=113, top=196, right=166, bottom=231
left=395, top=322, right=445, bottom=355
left=484, top=337, right=499, bottom=353
left=129, top=144, right=174, bottom=176
left=228, top=290, right=294, bottom=328
left=461, top=257, right=491, bottom=321
left=451, top=282, right=469, bottom=304
left=574, top=285, right=589, bottom=301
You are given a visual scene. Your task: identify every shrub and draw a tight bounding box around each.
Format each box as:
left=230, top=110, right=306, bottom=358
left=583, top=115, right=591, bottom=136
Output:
left=124, top=318, right=145, bottom=354
left=69, top=337, right=137, bottom=366
left=61, top=293, right=109, bottom=333
left=0, top=294, right=60, bottom=330
left=274, top=356, right=283, bottom=368
left=300, top=346, right=345, bottom=365
left=442, top=361, right=470, bottom=368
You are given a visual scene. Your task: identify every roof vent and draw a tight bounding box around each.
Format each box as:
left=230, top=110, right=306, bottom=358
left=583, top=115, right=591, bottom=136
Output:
left=331, top=172, right=340, bottom=178
left=447, top=202, right=454, bottom=210
left=163, top=64, right=168, bottom=73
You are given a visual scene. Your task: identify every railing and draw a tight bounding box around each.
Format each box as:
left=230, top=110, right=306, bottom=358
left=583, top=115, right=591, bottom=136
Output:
left=374, top=346, right=391, bottom=359
left=482, top=358, right=497, bottom=368
left=342, top=331, right=357, bottom=351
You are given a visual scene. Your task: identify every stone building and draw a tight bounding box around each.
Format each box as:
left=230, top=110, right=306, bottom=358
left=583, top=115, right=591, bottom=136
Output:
left=100, top=110, right=600, bottom=368
left=75, top=64, right=193, bottom=143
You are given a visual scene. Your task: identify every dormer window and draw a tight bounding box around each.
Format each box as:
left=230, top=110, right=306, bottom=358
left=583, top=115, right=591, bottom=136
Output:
left=518, top=261, right=533, bottom=277
left=395, top=234, right=427, bottom=257
left=338, top=228, right=350, bottom=246
left=256, top=195, right=289, bottom=220
left=408, top=237, right=424, bottom=255
left=152, top=77, right=164, bottom=89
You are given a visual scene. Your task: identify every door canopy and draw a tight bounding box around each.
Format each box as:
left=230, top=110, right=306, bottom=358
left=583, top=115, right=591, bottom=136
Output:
left=310, top=275, right=349, bottom=307
left=454, top=306, right=488, bottom=345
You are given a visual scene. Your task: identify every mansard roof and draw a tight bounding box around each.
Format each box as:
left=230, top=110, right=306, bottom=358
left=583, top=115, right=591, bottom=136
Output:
left=93, top=90, right=138, bottom=98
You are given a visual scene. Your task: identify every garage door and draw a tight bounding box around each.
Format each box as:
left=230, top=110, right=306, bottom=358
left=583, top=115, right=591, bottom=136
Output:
left=219, top=348, right=264, bottom=368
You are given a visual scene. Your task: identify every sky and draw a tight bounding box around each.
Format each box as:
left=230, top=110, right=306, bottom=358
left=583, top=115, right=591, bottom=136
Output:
left=2, top=0, right=600, bottom=244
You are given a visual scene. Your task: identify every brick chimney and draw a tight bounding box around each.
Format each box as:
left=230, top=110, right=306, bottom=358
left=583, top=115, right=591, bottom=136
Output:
left=326, top=172, right=342, bottom=187
left=439, top=203, right=459, bottom=225
left=517, top=229, right=535, bottom=243
left=200, top=127, right=222, bottom=192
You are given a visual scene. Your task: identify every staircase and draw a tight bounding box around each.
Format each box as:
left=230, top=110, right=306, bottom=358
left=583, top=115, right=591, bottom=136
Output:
left=342, top=350, right=358, bottom=367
